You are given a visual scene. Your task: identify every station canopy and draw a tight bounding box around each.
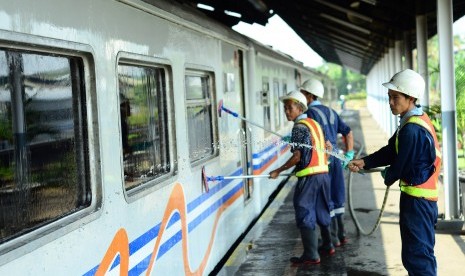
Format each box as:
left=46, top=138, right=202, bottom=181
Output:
left=176, top=0, right=465, bottom=74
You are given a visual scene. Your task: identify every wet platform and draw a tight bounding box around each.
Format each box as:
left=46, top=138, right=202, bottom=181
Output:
left=218, top=104, right=465, bottom=276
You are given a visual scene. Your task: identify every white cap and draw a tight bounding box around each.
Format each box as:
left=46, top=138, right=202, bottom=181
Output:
left=382, top=69, right=425, bottom=99
left=300, top=79, right=324, bottom=98
left=280, top=90, right=308, bottom=112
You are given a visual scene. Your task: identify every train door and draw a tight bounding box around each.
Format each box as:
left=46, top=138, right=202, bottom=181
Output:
left=237, top=50, right=253, bottom=200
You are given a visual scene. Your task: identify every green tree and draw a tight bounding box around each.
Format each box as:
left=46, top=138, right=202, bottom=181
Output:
left=425, top=34, right=465, bottom=157
left=455, top=46, right=465, bottom=155
left=317, top=63, right=366, bottom=96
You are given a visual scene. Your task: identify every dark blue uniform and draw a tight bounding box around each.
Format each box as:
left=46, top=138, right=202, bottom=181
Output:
left=291, top=114, right=331, bottom=229
left=362, top=107, right=438, bottom=276
left=306, top=102, right=351, bottom=216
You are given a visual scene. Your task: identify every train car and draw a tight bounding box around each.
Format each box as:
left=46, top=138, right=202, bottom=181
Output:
left=0, top=0, right=330, bottom=274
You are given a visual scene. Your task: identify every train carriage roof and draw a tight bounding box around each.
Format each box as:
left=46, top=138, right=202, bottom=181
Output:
left=173, top=0, right=465, bottom=74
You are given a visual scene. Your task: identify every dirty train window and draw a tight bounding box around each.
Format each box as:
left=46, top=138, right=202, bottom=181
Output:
left=185, top=72, right=216, bottom=164
left=0, top=49, right=91, bottom=243
left=118, top=63, right=170, bottom=191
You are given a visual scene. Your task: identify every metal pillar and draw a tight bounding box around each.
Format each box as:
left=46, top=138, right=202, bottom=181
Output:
left=403, top=31, right=413, bottom=69
left=395, top=40, right=403, bottom=72
left=389, top=45, right=397, bottom=135
left=437, top=0, right=461, bottom=220
left=416, top=15, right=430, bottom=108
left=383, top=54, right=390, bottom=133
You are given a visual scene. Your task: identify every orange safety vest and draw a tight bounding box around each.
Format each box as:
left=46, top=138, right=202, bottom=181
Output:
left=395, top=113, right=441, bottom=201
left=295, top=118, right=329, bottom=177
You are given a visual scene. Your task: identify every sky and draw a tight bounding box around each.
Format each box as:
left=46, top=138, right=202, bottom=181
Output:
left=233, top=14, right=465, bottom=69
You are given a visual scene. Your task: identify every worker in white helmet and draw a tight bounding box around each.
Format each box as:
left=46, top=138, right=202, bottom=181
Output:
left=348, top=69, right=440, bottom=276
left=300, top=78, right=354, bottom=249
left=269, top=90, right=334, bottom=265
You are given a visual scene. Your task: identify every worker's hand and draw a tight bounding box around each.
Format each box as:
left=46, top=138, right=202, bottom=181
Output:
left=347, top=159, right=364, bottom=172
left=325, top=140, right=333, bottom=152
left=342, top=150, right=355, bottom=169
left=269, top=170, right=280, bottom=179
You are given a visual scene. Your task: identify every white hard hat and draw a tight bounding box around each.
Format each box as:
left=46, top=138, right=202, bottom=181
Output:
left=300, top=79, right=324, bottom=98
left=280, top=90, right=308, bottom=112
left=382, top=69, right=425, bottom=99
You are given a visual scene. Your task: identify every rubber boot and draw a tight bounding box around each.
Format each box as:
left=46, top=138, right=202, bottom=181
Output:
left=319, top=225, right=335, bottom=257
left=290, top=228, right=320, bottom=265
left=330, top=216, right=341, bottom=247
left=337, top=214, right=348, bottom=245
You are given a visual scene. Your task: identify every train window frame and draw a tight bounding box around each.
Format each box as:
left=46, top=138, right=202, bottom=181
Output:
left=116, top=53, right=177, bottom=200
left=0, top=35, right=100, bottom=260
left=262, top=77, right=271, bottom=137
left=281, top=80, right=288, bottom=126
left=184, top=68, right=218, bottom=167
left=273, top=79, right=281, bottom=130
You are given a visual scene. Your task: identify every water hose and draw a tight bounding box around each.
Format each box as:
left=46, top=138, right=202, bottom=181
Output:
left=347, top=145, right=390, bottom=236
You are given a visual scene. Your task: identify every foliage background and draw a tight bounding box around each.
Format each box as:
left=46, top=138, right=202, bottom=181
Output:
left=316, top=34, right=465, bottom=166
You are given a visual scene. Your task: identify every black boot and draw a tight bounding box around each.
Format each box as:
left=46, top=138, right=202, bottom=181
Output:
left=290, top=228, right=320, bottom=265
left=337, top=215, right=348, bottom=245
left=319, top=225, right=335, bottom=257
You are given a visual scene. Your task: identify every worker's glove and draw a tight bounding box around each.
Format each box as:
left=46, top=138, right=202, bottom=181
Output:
left=342, top=150, right=354, bottom=169
left=380, top=167, right=387, bottom=179
left=380, top=167, right=394, bottom=185
left=282, top=135, right=291, bottom=143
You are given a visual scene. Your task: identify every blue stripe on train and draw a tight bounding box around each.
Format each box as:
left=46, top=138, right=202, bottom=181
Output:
left=84, top=168, right=243, bottom=275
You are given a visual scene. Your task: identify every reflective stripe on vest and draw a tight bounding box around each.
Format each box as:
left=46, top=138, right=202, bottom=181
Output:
left=395, top=114, right=441, bottom=201
left=295, top=118, right=329, bottom=177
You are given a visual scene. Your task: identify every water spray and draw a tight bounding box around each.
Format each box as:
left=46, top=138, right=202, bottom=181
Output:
left=217, top=100, right=350, bottom=163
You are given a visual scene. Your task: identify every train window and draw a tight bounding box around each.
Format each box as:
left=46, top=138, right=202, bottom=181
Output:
left=117, top=63, right=170, bottom=191
left=0, top=49, right=91, bottom=243
left=185, top=72, right=217, bottom=164
left=262, top=77, right=271, bottom=136
left=282, top=81, right=288, bottom=125
left=273, top=80, right=281, bottom=130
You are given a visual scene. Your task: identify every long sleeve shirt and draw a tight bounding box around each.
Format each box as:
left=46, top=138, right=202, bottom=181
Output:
left=362, top=107, right=436, bottom=186
left=291, top=114, right=312, bottom=171
left=306, top=101, right=351, bottom=150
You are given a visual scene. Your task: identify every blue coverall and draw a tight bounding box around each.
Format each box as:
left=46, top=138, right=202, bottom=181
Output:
left=291, top=114, right=332, bottom=230
left=306, top=101, right=352, bottom=217
left=362, top=106, right=438, bottom=276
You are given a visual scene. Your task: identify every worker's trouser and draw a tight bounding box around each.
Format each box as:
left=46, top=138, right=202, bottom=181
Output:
left=399, top=193, right=438, bottom=276
left=328, top=156, right=345, bottom=215
left=293, top=173, right=331, bottom=229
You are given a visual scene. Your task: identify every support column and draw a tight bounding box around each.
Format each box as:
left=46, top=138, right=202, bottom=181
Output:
left=403, top=31, right=413, bottom=69
left=383, top=53, right=390, bottom=134
left=395, top=40, right=403, bottom=72
left=389, top=45, right=397, bottom=135
left=416, top=15, right=430, bottom=108
left=437, top=0, right=460, bottom=220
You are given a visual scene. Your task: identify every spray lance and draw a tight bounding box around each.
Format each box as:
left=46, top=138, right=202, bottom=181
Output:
left=217, top=100, right=351, bottom=164
left=201, top=166, right=294, bottom=192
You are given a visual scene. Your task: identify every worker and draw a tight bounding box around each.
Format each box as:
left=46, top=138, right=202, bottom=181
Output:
left=348, top=69, right=440, bottom=276
left=269, top=90, right=334, bottom=265
left=300, top=79, right=354, bottom=247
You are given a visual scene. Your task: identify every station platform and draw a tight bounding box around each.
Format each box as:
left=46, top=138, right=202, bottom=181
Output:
left=218, top=104, right=465, bottom=276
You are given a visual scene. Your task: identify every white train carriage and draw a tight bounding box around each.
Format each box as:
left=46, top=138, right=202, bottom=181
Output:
left=0, top=0, right=329, bottom=274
